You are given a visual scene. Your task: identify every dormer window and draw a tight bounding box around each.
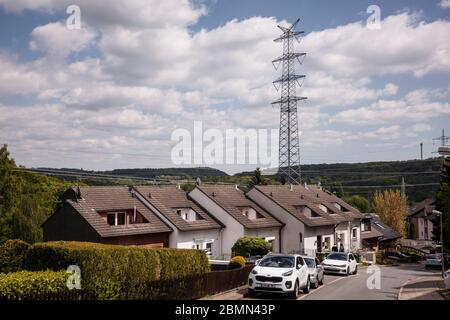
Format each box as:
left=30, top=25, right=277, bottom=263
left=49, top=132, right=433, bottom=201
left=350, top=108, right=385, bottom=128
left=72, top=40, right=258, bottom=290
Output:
left=295, top=205, right=320, bottom=218
left=238, top=207, right=263, bottom=220
left=318, top=204, right=328, bottom=213
left=175, top=208, right=203, bottom=222
left=333, top=203, right=342, bottom=211
left=107, top=212, right=126, bottom=226
left=103, top=210, right=148, bottom=226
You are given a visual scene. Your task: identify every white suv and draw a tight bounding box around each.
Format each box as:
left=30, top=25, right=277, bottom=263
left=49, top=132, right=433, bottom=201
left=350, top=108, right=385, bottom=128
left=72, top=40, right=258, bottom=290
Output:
left=248, top=254, right=310, bottom=298
left=322, top=252, right=357, bottom=276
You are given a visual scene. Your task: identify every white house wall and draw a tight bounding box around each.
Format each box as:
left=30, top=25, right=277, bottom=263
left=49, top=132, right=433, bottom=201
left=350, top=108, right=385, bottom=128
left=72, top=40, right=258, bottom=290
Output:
left=176, top=229, right=222, bottom=257
left=247, top=188, right=304, bottom=254
left=189, top=188, right=244, bottom=259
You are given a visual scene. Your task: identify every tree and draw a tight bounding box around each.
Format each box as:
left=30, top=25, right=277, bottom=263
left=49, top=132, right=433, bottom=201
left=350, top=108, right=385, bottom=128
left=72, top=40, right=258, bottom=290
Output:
left=231, top=236, right=271, bottom=257
left=0, top=145, right=72, bottom=243
left=373, top=189, right=408, bottom=237
left=247, top=167, right=268, bottom=190
left=433, top=158, right=450, bottom=248
left=344, top=195, right=372, bottom=213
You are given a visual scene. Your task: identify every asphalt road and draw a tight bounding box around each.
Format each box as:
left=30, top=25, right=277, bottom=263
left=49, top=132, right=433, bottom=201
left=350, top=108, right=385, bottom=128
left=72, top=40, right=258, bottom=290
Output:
left=234, top=263, right=442, bottom=300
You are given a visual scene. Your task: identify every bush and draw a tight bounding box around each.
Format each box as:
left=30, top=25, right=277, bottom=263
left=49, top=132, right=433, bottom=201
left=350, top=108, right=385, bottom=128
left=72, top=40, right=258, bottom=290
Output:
left=24, top=241, right=210, bottom=299
left=0, top=239, right=31, bottom=273
left=228, top=256, right=246, bottom=269
left=0, top=270, right=69, bottom=300
left=231, top=237, right=271, bottom=258
left=376, top=250, right=386, bottom=265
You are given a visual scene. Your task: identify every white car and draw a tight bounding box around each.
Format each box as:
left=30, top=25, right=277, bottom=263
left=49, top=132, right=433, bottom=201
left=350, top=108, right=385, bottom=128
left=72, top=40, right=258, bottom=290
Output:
left=322, top=252, right=357, bottom=276
left=248, top=254, right=310, bottom=298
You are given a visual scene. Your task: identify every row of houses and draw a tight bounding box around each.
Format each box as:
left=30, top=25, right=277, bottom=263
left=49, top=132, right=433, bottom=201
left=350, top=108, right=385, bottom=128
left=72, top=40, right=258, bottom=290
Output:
left=43, top=183, right=397, bottom=259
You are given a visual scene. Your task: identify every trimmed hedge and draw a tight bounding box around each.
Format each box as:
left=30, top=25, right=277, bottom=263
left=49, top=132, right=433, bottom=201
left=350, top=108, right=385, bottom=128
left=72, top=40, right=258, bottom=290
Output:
left=0, top=270, right=69, bottom=300
left=0, top=239, right=31, bottom=273
left=24, top=241, right=209, bottom=299
left=228, top=256, right=246, bottom=269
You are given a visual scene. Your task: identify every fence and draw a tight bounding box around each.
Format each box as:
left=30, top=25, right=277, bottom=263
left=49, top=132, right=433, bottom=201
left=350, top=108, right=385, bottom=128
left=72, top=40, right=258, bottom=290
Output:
left=10, top=265, right=254, bottom=301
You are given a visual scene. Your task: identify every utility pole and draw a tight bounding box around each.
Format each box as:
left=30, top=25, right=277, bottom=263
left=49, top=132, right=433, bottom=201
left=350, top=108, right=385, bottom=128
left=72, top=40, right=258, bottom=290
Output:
left=420, top=142, right=423, bottom=160
left=401, top=177, right=406, bottom=197
left=272, top=18, right=306, bottom=184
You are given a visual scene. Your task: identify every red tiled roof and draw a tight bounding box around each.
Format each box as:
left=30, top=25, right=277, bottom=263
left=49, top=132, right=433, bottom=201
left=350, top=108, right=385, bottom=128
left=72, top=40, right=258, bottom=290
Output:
left=135, top=185, right=222, bottom=231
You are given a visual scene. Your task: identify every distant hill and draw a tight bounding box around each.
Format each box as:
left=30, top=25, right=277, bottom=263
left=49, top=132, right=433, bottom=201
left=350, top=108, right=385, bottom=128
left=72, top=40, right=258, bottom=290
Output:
left=37, top=167, right=228, bottom=184
left=235, top=158, right=443, bottom=203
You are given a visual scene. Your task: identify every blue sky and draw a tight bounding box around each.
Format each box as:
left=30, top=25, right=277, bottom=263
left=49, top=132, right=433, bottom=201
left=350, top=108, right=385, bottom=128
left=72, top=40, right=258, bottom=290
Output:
left=0, top=0, right=449, bottom=174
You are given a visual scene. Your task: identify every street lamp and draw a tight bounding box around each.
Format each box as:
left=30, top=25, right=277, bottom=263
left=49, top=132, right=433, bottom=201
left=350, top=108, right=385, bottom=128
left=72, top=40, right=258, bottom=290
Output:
left=432, top=210, right=444, bottom=278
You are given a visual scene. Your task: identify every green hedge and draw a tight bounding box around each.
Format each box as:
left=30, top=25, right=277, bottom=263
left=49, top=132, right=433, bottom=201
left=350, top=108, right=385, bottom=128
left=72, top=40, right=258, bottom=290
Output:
left=0, top=239, right=31, bottom=273
left=24, top=241, right=209, bottom=299
left=0, top=270, right=69, bottom=300
left=231, top=237, right=271, bottom=257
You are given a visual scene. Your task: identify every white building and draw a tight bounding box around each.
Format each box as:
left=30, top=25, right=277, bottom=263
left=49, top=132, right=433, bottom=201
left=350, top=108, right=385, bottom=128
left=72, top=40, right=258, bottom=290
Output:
left=247, top=184, right=363, bottom=256
left=134, top=185, right=224, bottom=257
left=189, top=185, right=283, bottom=260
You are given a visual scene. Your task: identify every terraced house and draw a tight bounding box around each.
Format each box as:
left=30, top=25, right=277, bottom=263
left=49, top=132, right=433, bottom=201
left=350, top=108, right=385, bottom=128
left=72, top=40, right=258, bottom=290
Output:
left=42, top=186, right=172, bottom=247
left=133, top=185, right=224, bottom=257
left=247, top=184, right=363, bottom=255
left=189, top=185, right=283, bottom=259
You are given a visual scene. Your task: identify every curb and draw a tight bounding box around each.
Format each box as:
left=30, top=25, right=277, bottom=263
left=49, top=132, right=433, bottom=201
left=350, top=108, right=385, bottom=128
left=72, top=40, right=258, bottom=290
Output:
left=199, top=285, right=248, bottom=300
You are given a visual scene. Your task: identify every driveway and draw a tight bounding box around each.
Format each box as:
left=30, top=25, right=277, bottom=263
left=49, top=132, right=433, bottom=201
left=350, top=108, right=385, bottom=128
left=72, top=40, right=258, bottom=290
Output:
left=207, top=263, right=443, bottom=300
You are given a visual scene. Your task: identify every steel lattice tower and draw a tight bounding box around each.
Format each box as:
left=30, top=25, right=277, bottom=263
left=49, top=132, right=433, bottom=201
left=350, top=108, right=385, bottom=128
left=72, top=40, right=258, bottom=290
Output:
left=272, top=19, right=306, bottom=184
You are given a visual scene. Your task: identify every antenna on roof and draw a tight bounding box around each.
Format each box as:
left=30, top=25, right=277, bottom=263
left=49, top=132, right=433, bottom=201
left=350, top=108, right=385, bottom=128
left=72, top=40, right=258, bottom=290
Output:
left=75, top=186, right=82, bottom=200
left=289, top=184, right=293, bottom=191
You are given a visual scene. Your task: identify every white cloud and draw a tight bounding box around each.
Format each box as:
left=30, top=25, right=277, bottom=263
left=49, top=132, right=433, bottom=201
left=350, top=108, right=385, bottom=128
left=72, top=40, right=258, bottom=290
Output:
left=302, top=12, right=450, bottom=77
left=30, top=22, right=97, bottom=59
left=439, top=0, right=450, bottom=9
left=331, top=88, right=450, bottom=125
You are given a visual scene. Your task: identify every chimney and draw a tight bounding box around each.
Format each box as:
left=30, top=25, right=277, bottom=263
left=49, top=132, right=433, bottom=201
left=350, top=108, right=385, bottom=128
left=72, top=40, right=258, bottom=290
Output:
left=148, top=192, right=152, bottom=198
left=304, top=182, right=308, bottom=189
left=177, top=184, right=181, bottom=190
left=212, top=191, right=215, bottom=197
left=289, top=184, right=293, bottom=191
left=235, top=184, right=239, bottom=190
left=196, top=177, right=202, bottom=185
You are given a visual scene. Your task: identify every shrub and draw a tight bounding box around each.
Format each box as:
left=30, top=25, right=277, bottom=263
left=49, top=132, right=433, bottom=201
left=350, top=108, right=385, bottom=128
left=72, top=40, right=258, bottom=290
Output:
left=228, top=256, right=246, bottom=269
left=156, top=248, right=210, bottom=279
left=231, top=237, right=271, bottom=258
left=376, top=250, right=386, bottom=265
left=24, top=241, right=209, bottom=299
left=0, top=239, right=31, bottom=273
left=0, top=270, right=69, bottom=300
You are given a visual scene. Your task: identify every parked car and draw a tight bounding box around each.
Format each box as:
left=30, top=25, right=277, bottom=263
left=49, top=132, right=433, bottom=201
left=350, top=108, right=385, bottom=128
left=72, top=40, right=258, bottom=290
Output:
left=425, top=254, right=442, bottom=270
left=303, top=256, right=324, bottom=289
left=322, top=252, right=357, bottom=276
left=248, top=253, right=310, bottom=298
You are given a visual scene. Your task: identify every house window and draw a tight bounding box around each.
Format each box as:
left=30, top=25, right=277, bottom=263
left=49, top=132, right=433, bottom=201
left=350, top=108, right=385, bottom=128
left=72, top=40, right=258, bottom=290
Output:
left=238, top=207, right=263, bottom=220
left=176, top=208, right=203, bottom=221
left=205, top=242, right=212, bottom=255
left=106, top=212, right=126, bottom=226
left=352, top=228, right=357, bottom=238
left=107, top=214, right=115, bottom=226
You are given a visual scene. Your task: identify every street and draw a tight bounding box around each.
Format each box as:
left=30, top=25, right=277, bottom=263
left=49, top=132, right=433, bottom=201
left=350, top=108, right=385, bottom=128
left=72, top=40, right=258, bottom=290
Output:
left=209, top=263, right=444, bottom=300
